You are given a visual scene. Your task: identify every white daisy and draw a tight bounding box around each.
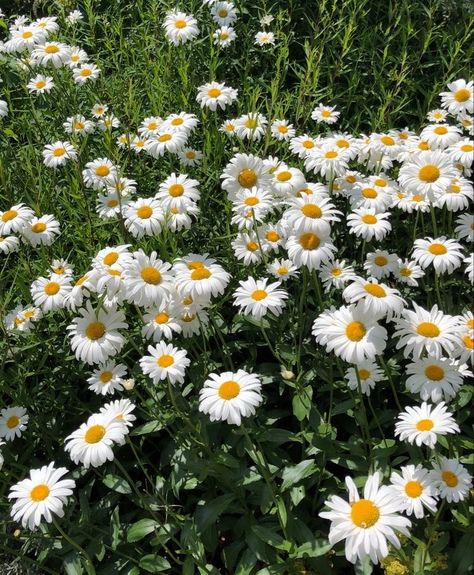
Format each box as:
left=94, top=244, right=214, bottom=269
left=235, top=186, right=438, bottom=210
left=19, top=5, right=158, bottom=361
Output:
left=123, top=250, right=174, bottom=307
left=405, top=356, right=469, bottom=403
left=87, top=362, right=128, bottom=395
left=345, top=361, right=384, bottom=396
left=394, top=402, right=459, bottom=448
left=196, top=81, right=238, bottom=111
left=412, top=237, right=464, bottom=274
left=139, top=342, right=190, bottom=385
left=0, top=407, right=28, bottom=441
left=233, top=277, right=288, bottom=320
left=21, top=215, right=60, bottom=246
left=390, top=465, right=438, bottom=519
left=427, top=457, right=473, bottom=503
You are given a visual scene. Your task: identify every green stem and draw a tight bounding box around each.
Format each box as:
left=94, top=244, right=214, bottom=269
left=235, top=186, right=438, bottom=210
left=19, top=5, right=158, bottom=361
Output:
left=52, top=517, right=96, bottom=575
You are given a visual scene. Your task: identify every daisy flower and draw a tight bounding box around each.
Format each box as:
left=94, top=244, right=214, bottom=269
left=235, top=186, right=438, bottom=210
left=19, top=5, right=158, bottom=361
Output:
left=220, top=119, right=237, bottom=137
left=393, top=258, right=425, bottom=286
left=0, top=235, right=20, bottom=254
left=163, top=11, right=199, bottom=45
left=91, top=103, right=108, bottom=118
left=349, top=182, right=393, bottom=213
left=398, top=150, right=457, bottom=202
left=390, top=465, right=438, bottom=519
left=174, top=253, right=231, bottom=299
left=221, top=153, right=271, bottom=200
left=42, top=141, right=77, bottom=168
left=319, top=259, right=357, bottom=290
left=138, top=116, right=162, bottom=137
left=67, top=10, right=84, bottom=24
left=266, top=258, right=300, bottom=281
left=271, top=119, right=296, bottom=141
left=199, top=370, right=263, bottom=425
left=305, top=144, right=350, bottom=178
left=31, top=41, right=69, bottom=67
left=289, top=134, right=319, bottom=159
left=31, top=274, right=72, bottom=312
left=427, top=109, right=448, bottom=123
left=98, top=113, right=120, bottom=131
left=311, top=104, right=340, bottom=124
left=420, top=123, right=462, bottom=150
left=345, top=361, right=384, bottom=396
left=156, top=173, right=200, bottom=209
left=139, top=342, right=190, bottom=384
left=96, top=192, right=128, bottom=219
left=196, top=81, right=238, bottom=111
left=347, top=208, right=391, bottom=242
left=73, top=63, right=100, bottom=84
left=92, top=245, right=133, bottom=271
left=66, top=46, right=89, bottom=68
left=0, top=407, right=28, bottom=441
left=271, top=165, right=306, bottom=197
left=254, top=31, right=276, bottom=46
left=87, top=362, right=128, bottom=395
left=99, top=399, right=136, bottom=427
left=0, top=203, right=34, bottom=235
left=211, top=2, right=237, bottom=26
left=342, top=278, right=405, bottom=321
left=67, top=302, right=127, bottom=365
left=165, top=202, right=200, bottom=232
left=435, top=177, right=473, bottom=212
left=0, top=100, right=8, bottom=118
left=64, top=413, right=127, bottom=468
left=405, top=356, right=469, bottom=403
left=464, top=253, right=474, bottom=284
left=63, top=114, right=95, bottom=135
left=394, top=402, right=459, bottom=448
left=21, top=215, right=60, bottom=246
left=27, top=74, right=54, bottom=94
left=8, top=462, right=75, bottom=530
left=233, top=277, right=288, bottom=320
left=178, top=147, right=203, bottom=166
left=123, top=250, right=174, bottom=306
left=142, top=301, right=181, bottom=342
left=284, top=195, right=341, bottom=234
left=427, top=457, right=473, bottom=503
left=123, top=198, right=165, bottom=238
left=449, top=138, right=474, bottom=167
left=162, top=112, right=199, bottom=134
left=82, top=158, right=117, bottom=190
left=364, top=251, right=398, bottom=279
left=412, top=236, right=464, bottom=274
left=319, top=472, right=411, bottom=565
left=232, top=232, right=268, bottom=265
left=286, top=228, right=337, bottom=270
left=440, top=79, right=473, bottom=115
left=234, top=113, right=267, bottom=141
left=312, top=304, right=387, bottom=364
left=145, top=130, right=187, bottom=158
left=213, top=25, right=236, bottom=47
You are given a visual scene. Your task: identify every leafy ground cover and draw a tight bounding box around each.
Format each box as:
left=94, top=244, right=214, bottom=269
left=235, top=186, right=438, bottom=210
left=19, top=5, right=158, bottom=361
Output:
left=0, top=1, right=473, bottom=574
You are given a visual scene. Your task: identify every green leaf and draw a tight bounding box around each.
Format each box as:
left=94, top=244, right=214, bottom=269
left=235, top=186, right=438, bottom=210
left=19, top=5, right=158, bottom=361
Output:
left=281, top=459, right=316, bottom=491
left=63, top=553, right=84, bottom=575
left=291, top=538, right=331, bottom=558
left=131, top=420, right=162, bottom=435
left=139, top=555, right=172, bottom=573
left=102, top=474, right=132, bottom=494
left=251, top=525, right=291, bottom=551
left=292, top=386, right=313, bottom=421
left=354, top=556, right=373, bottom=575
left=126, top=519, right=159, bottom=543
left=195, top=493, right=234, bottom=534
left=276, top=496, right=287, bottom=528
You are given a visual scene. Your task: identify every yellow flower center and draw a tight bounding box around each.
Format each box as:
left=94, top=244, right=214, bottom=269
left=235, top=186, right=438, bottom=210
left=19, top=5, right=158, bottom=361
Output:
left=405, top=480, right=423, bottom=498
left=103, top=252, right=119, bottom=266
left=299, top=232, right=320, bottom=250
left=362, top=214, right=377, bottom=224
left=238, top=169, right=257, bottom=188
left=336, top=138, right=349, bottom=148
left=185, top=151, right=195, bottom=159
left=175, top=19, right=187, bottom=29
left=31, top=222, right=46, bottom=233
left=302, top=140, right=314, bottom=149
left=35, top=80, right=46, bottom=89
left=45, top=44, right=59, bottom=54
left=454, top=88, right=470, bottom=102
left=434, top=126, right=448, bottom=135
left=6, top=416, right=20, bottom=429
left=136, top=205, right=153, bottom=219
left=218, top=380, right=240, bottom=399
left=331, top=267, right=342, bottom=276
left=381, top=135, right=395, bottom=146
left=364, top=283, right=386, bottom=297
left=207, top=87, right=222, bottom=98
left=44, top=281, right=60, bottom=295
left=266, top=231, right=280, bottom=242
left=425, top=365, right=444, bottom=381
left=246, top=241, right=258, bottom=251
left=31, top=484, right=50, bottom=501
left=362, top=187, right=378, bottom=199
left=416, top=322, right=440, bottom=338
left=181, top=313, right=195, bottom=322
left=428, top=243, right=447, bottom=255
left=85, top=424, right=106, bottom=443
left=107, top=199, right=119, bottom=208
left=321, top=110, right=332, bottom=118
left=245, top=118, right=257, bottom=129
left=358, top=369, right=370, bottom=380
left=99, top=371, right=113, bottom=383
left=251, top=289, right=267, bottom=301
left=346, top=321, right=366, bottom=342
left=460, top=144, right=473, bottom=152
left=463, top=334, right=474, bottom=349
left=374, top=178, right=387, bottom=187
left=325, top=150, right=338, bottom=159
left=141, top=267, right=162, bottom=284
left=301, top=204, right=322, bottom=218
left=159, top=133, right=172, bottom=142
left=80, top=68, right=92, bottom=77
left=2, top=210, right=17, bottom=222
left=350, top=499, right=380, bottom=528
left=442, top=470, right=459, bottom=487
left=416, top=418, right=434, bottom=431
left=467, top=319, right=474, bottom=330
left=277, top=266, right=288, bottom=275
left=95, top=165, right=110, bottom=177
left=244, top=196, right=260, bottom=206
left=168, top=183, right=184, bottom=197
left=278, top=125, right=288, bottom=133
left=276, top=171, right=292, bottom=182
left=155, top=312, right=169, bottom=324
left=171, top=118, right=184, bottom=126
left=85, top=321, right=106, bottom=340
left=220, top=32, right=229, bottom=40
left=218, top=9, right=228, bottom=17
left=374, top=256, right=388, bottom=266
left=53, top=147, right=66, bottom=157
left=400, top=267, right=412, bottom=277
left=418, top=165, right=440, bottom=183
left=157, top=354, right=174, bottom=367
left=449, top=183, right=461, bottom=193
left=191, top=268, right=211, bottom=280
left=22, top=31, right=33, bottom=39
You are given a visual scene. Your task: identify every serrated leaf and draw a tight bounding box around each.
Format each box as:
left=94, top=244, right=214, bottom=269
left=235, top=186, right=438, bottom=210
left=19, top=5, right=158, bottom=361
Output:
left=126, top=519, right=159, bottom=543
